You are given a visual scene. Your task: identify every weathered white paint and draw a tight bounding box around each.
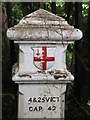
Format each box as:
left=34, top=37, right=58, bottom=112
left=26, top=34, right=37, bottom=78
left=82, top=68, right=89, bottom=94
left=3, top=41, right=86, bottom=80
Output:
left=12, top=69, right=74, bottom=83
left=7, top=9, right=82, bottom=42
left=6, top=9, right=83, bottom=119
left=7, top=27, right=82, bottom=42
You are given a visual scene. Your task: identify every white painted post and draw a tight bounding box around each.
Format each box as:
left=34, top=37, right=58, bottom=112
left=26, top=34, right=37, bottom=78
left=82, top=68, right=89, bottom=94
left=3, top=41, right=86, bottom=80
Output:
left=7, top=9, right=83, bottom=119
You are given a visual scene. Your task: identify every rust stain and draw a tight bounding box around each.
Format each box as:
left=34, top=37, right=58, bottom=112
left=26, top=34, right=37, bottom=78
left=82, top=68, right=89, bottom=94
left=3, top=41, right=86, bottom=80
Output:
left=18, top=74, right=32, bottom=78
left=48, top=70, right=68, bottom=79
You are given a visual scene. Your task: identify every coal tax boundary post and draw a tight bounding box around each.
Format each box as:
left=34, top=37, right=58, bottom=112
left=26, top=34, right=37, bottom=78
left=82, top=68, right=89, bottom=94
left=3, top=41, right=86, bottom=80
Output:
left=7, top=9, right=83, bottom=119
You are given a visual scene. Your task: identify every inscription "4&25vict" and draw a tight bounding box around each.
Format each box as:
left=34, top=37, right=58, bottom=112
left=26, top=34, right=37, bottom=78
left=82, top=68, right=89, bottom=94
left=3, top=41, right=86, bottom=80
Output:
left=28, top=96, right=60, bottom=112
left=28, top=96, right=60, bottom=103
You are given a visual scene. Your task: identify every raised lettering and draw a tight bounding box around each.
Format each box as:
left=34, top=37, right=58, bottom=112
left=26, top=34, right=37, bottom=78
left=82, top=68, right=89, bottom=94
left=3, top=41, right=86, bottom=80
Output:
left=34, top=107, right=38, bottom=111
left=56, top=97, right=60, bottom=102
left=50, top=97, right=56, bottom=102
left=48, top=106, right=52, bottom=111
left=52, top=106, right=56, bottom=111
left=42, top=97, right=45, bottom=103
left=28, top=98, right=32, bottom=103
left=39, top=106, right=43, bottom=111
left=29, top=106, right=33, bottom=111
left=38, top=97, right=41, bottom=102
left=46, top=97, right=50, bottom=102
left=47, top=106, right=56, bottom=111
left=28, top=96, right=60, bottom=103
left=33, top=98, right=37, bottom=102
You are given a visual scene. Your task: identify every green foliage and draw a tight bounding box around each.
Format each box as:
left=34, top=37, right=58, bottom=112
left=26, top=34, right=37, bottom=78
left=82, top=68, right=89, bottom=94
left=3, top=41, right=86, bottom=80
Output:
left=82, top=3, right=89, bottom=17
left=56, top=1, right=65, bottom=17
left=12, top=3, right=23, bottom=24
left=44, top=2, right=52, bottom=12
left=66, top=44, right=75, bottom=72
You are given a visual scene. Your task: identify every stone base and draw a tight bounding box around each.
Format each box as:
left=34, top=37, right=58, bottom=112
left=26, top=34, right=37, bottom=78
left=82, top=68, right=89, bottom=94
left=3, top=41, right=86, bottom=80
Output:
left=18, top=83, right=66, bottom=118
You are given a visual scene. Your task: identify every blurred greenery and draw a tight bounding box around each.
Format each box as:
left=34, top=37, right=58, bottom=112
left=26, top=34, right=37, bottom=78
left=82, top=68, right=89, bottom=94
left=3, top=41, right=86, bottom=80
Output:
left=12, top=2, right=23, bottom=24
left=82, top=2, right=89, bottom=17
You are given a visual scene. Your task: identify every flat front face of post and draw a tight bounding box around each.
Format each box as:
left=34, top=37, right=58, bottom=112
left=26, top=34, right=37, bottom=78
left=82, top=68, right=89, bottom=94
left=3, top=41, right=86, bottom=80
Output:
left=18, top=84, right=66, bottom=118
left=19, top=44, right=67, bottom=74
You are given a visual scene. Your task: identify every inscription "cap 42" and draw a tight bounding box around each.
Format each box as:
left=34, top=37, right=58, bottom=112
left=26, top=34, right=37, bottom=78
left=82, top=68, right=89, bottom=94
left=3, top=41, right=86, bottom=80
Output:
left=29, top=106, right=56, bottom=112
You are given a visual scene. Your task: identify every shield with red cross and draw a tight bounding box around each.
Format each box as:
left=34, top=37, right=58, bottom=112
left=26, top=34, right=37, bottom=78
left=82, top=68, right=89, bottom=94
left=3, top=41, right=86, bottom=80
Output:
left=32, top=46, right=56, bottom=71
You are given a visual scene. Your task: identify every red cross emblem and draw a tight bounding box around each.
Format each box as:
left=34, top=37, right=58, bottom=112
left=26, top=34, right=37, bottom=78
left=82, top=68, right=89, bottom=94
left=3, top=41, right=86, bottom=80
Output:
left=32, top=46, right=55, bottom=71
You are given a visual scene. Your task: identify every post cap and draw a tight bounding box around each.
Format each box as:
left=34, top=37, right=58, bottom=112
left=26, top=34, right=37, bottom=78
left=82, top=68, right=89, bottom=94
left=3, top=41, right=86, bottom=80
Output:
left=7, top=9, right=83, bottom=43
